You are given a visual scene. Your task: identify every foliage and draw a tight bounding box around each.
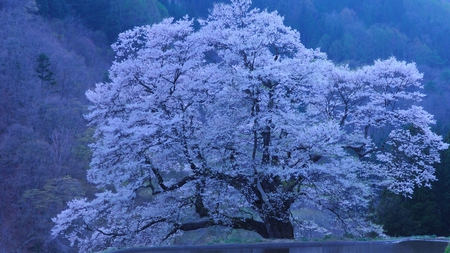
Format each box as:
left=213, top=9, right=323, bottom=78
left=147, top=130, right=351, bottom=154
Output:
left=63, top=0, right=169, bottom=42
left=31, top=0, right=169, bottom=42
left=51, top=0, right=447, bottom=251
left=15, top=177, right=84, bottom=252
left=252, top=0, right=450, bottom=67
left=102, top=0, right=168, bottom=42
left=36, top=0, right=69, bottom=18
left=377, top=133, right=450, bottom=237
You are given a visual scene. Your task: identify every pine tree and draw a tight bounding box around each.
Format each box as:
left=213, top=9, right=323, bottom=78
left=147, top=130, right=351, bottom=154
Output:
left=36, top=53, right=56, bottom=87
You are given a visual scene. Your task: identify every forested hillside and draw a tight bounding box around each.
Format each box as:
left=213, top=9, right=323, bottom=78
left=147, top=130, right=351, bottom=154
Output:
left=1, top=0, right=450, bottom=252
left=0, top=0, right=111, bottom=251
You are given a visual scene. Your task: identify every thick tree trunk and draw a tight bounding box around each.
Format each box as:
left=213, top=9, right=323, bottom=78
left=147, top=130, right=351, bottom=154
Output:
left=178, top=216, right=294, bottom=240
left=263, top=217, right=294, bottom=239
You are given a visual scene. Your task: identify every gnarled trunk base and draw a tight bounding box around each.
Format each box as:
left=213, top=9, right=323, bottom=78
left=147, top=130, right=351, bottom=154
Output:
left=263, top=217, right=294, bottom=239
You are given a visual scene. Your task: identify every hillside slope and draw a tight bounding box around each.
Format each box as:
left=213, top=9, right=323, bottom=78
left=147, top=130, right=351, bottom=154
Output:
left=0, top=1, right=110, bottom=251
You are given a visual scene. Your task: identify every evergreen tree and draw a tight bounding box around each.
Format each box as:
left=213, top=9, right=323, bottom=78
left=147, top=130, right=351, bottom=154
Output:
left=36, top=53, right=56, bottom=87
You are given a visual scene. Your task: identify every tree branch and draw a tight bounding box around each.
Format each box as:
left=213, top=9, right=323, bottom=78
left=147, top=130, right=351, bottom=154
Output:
left=138, top=217, right=168, bottom=232
left=134, top=76, right=154, bottom=93
left=144, top=157, right=197, bottom=194
left=84, top=221, right=127, bottom=237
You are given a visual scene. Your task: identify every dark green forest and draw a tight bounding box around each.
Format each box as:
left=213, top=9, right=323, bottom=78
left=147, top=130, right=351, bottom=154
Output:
left=1, top=0, right=450, bottom=251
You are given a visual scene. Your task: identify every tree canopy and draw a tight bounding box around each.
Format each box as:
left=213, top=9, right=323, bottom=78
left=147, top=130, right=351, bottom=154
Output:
left=52, top=0, right=447, bottom=251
